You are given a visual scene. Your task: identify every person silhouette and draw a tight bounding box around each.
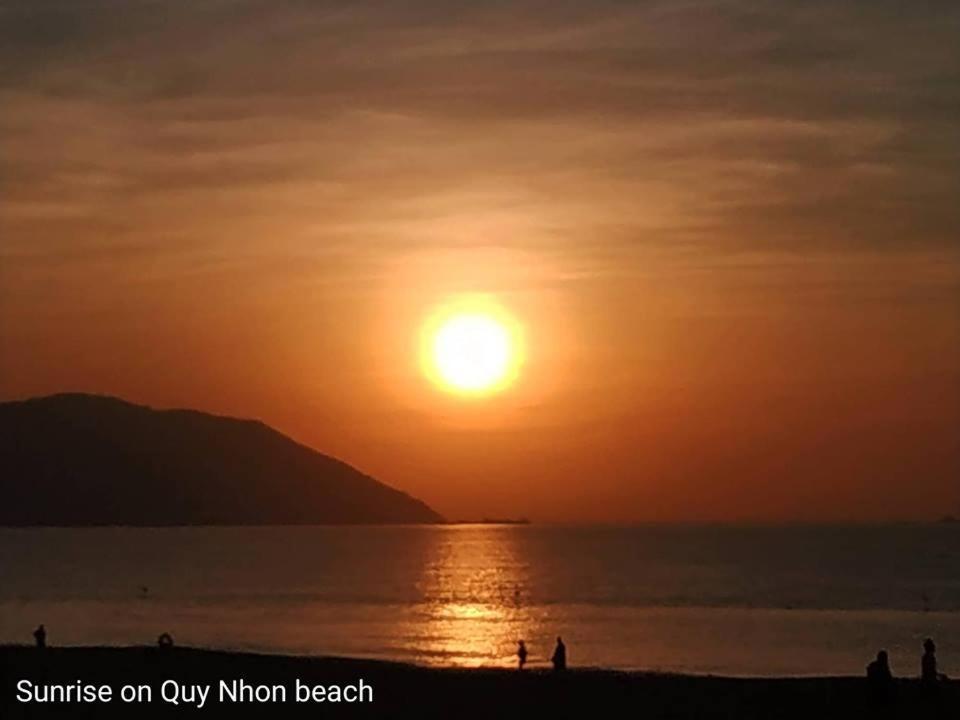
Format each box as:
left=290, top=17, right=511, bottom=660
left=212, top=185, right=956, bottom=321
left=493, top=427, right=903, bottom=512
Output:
left=33, top=624, right=46, bottom=648
left=517, top=640, right=528, bottom=670
left=551, top=636, right=566, bottom=672
left=921, top=638, right=947, bottom=685
left=866, top=650, right=893, bottom=701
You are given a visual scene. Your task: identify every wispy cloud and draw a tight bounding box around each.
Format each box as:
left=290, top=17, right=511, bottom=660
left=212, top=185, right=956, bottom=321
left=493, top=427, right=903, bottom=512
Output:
left=2, top=0, right=959, bottom=314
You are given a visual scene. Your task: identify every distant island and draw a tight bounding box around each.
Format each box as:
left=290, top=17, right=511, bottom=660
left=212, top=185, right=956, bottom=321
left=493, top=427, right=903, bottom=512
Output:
left=451, top=518, right=531, bottom=525
left=0, top=393, right=443, bottom=526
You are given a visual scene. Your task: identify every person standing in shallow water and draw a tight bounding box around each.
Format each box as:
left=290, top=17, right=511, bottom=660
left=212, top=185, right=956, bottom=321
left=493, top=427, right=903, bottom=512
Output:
left=551, top=636, right=566, bottom=671
left=516, top=640, right=528, bottom=670
left=33, top=624, right=46, bottom=648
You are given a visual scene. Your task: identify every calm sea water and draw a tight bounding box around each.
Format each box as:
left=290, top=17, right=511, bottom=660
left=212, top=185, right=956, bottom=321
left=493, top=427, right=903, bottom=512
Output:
left=2, top=525, right=959, bottom=676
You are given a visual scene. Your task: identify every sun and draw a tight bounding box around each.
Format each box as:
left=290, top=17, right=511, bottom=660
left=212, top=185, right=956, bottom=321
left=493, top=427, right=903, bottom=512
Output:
left=421, top=297, right=524, bottom=397
left=434, top=314, right=510, bottom=391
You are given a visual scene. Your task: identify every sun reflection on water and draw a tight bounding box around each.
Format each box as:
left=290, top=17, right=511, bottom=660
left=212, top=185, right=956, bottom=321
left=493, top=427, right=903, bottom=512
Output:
left=402, top=525, right=546, bottom=668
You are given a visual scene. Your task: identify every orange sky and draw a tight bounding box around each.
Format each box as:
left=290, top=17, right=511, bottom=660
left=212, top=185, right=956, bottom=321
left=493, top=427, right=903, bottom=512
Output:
left=1, top=1, right=958, bottom=522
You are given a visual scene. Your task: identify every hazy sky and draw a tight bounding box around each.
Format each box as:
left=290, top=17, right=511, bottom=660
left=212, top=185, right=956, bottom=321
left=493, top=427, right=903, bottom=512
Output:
left=2, top=0, right=958, bottom=522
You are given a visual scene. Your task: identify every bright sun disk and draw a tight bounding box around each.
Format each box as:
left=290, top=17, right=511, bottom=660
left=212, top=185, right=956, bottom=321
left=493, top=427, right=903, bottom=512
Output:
left=421, top=298, right=523, bottom=397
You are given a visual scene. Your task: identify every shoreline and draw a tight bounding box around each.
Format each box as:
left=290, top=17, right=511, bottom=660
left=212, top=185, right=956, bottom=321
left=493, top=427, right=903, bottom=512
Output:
left=2, top=646, right=957, bottom=718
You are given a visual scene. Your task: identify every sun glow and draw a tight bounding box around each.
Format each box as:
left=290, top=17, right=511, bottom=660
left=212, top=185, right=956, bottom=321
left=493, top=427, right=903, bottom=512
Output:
left=421, top=297, right=524, bottom=397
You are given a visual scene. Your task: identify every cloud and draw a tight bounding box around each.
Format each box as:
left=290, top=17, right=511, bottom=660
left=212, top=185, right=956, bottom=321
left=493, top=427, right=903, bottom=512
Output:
left=1, top=0, right=958, bottom=288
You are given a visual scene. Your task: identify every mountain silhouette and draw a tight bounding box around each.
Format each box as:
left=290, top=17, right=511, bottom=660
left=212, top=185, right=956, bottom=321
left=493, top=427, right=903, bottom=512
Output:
left=0, top=393, right=443, bottom=526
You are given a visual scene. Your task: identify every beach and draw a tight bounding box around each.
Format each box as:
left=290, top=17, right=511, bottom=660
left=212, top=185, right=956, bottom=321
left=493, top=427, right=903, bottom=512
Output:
left=2, top=646, right=957, bottom=719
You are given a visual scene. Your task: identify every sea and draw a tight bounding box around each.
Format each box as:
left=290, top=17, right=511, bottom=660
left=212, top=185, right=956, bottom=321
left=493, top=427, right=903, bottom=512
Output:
left=1, top=524, right=958, bottom=677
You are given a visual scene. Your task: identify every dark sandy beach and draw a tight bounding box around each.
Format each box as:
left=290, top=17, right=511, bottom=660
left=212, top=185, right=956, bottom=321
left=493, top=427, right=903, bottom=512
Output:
left=2, top=646, right=956, bottom=719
